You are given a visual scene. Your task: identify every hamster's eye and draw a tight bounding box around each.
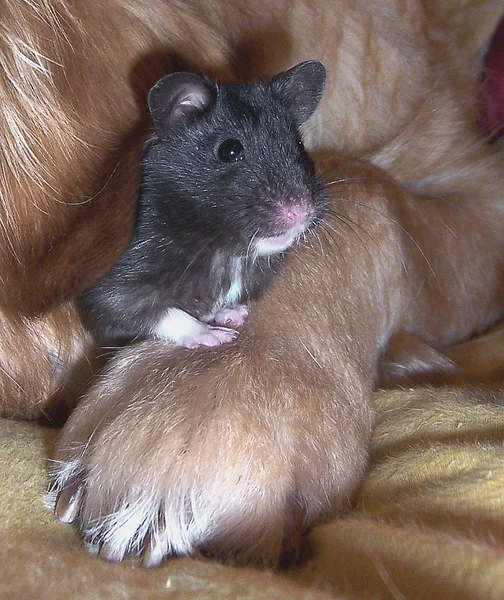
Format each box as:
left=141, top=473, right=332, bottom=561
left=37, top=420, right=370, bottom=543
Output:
left=217, top=139, right=244, bottom=162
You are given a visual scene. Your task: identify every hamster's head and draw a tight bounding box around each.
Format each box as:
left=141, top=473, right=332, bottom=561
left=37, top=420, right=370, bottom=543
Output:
left=142, top=61, right=327, bottom=257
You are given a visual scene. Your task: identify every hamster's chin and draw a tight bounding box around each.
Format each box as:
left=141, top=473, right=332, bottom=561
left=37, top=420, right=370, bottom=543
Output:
left=254, top=231, right=298, bottom=256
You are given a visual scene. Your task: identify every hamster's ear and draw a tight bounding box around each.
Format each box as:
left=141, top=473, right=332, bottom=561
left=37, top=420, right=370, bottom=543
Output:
left=271, top=61, right=326, bottom=125
left=147, top=72, right=216, bottom=139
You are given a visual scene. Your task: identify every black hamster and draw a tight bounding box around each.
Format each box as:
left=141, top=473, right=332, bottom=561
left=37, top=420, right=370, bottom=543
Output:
left=79, top=60, right=327, bottom=348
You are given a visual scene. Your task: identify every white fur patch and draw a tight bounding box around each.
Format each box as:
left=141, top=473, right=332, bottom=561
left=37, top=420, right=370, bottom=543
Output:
left=152, top=308, right=236, bottom=348
left=222, top=257, right=243, bottom=305
left=45, top=459, right=83, bottom=512
left=254, top=233, right=296, bottom=256
left=254, top=223, right=306, bottom=256
left=152, top=308, right=207, bottom=343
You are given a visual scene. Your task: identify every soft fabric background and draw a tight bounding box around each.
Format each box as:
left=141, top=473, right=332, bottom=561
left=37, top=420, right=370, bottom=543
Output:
left=1, top=1, right=504, bottom=598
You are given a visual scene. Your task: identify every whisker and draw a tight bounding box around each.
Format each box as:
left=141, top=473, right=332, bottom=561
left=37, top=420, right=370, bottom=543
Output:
left=336, top=197, right=437, bottom=282
left=245, top=229, right=260, bottom=267
left=177, top=236, right=221, bottom=279
left=323, top=174, right=392, bottom=188
left=321, top=211, right=376, bottom=266
left=311, top=225, right=346, bottom=266
left=324, top=206, right=380, bottom=250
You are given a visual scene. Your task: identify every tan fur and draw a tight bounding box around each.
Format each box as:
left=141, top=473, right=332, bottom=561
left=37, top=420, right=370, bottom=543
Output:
left=0, top=0, right=232, bottom=417
left=1, top=0, right=504, bottom=567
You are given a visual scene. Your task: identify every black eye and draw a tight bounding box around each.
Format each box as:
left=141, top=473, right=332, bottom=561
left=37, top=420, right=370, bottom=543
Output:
left=217, top=139, right=244, bottom=162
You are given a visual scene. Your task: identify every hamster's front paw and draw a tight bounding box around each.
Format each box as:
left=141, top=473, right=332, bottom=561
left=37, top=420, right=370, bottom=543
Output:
left=180, top=324, right=238, bottom=349
left=153, top=307, right=238, bottom=348
left=47, top=341, right=372, bottom=568
left=211, top=305, right=249, bottom=328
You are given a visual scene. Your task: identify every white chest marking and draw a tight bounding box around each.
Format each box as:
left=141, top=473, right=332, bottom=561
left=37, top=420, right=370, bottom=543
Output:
left=221, top=257, right=243, bottom=306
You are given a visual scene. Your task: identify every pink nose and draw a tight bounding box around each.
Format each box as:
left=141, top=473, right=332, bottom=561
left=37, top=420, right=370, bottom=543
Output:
left=279, top=201, right=312, bottom=226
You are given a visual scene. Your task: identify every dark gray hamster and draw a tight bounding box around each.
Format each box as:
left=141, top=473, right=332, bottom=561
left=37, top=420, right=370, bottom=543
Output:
left=78, top=61, right=327, bottom=348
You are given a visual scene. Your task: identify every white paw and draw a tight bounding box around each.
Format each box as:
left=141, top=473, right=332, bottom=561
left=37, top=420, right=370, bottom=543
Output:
left=180, top=325, right=238, bottom=349
left=153, top=308, right=238, bottom=348
left=48, top=339, right=372, bottom=568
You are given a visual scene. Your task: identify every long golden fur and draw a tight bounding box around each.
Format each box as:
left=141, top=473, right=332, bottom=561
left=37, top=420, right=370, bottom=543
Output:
left=1, top=0, right=504, bottom=567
